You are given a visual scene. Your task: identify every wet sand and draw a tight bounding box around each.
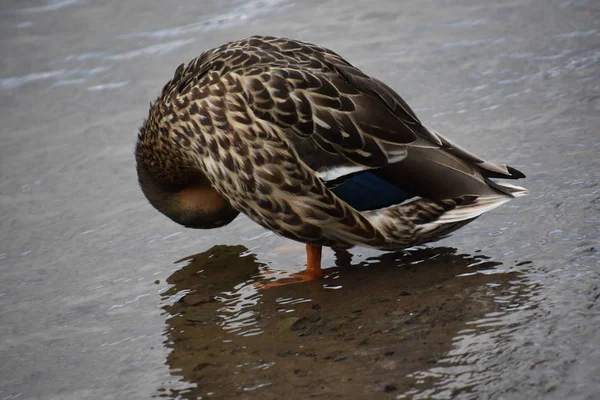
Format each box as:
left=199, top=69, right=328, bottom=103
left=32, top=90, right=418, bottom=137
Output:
left=1, top=0, right=599, bottom=399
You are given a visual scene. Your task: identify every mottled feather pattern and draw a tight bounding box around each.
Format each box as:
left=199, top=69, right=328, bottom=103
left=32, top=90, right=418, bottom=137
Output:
left=137, top=35, right=526, bottom=249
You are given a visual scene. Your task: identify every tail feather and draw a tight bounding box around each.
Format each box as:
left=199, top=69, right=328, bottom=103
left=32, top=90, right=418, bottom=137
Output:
left=424, top=127, right=526, bottom=180
left=357, top=127, right=528, bottom=249
left=419, top=180, right=527, bottom=234
left=434, top=195, right=510, bottom=224
left=495, top=182, right=528, bottom=197
left=486, top=179, right=529, bottom=198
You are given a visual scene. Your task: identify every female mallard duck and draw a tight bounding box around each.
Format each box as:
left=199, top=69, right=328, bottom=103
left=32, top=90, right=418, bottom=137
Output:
left=136, top=35, right=526, bottom=284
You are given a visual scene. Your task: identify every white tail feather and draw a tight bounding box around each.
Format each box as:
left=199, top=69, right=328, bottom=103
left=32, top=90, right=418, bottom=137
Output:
left=436, top=195, right=510, bottom=224
left=419, top=188, right=525, bottom=234
left=498, top=182, right=528, bottom=197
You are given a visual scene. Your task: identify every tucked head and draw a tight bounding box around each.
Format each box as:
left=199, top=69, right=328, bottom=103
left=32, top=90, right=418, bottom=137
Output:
left=135, top=146, right=240, bottom=230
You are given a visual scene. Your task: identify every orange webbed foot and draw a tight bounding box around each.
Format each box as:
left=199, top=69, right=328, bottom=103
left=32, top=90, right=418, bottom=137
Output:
left=256, top=244, right=324, bottom=289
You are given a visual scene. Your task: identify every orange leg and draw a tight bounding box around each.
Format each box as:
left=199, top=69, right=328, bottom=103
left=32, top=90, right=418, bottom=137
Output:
left=305, top=244, right=324, bottom=280
left=257, top=244, right=324, bottom=288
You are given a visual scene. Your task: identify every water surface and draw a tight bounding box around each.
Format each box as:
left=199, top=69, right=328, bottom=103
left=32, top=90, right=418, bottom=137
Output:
left=0, top=0, right=598, bottom=399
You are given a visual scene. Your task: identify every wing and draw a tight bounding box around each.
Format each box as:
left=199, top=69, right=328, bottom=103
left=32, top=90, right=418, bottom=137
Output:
left=164, top=36, right=433, bottom=182
left=165, top=36, right=523, bottom=209
left=238, top=37, right=425, bottom=182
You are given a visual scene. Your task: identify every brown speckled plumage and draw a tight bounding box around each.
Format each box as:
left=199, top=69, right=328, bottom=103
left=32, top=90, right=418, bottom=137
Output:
left=136, top=35, right=527, bottom=250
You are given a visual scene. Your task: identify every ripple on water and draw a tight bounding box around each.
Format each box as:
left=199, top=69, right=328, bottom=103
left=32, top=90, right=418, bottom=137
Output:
left=399, top=273, right=542, bottom=399
left=156, top=245, right=541, bottom=398
left=1, top=0, right=86, bottom=15
left=0, top=66, right=111, bottom=91
left=218, top=291, right=261, bottom=334
left=118, top=0, right=289, bottom=40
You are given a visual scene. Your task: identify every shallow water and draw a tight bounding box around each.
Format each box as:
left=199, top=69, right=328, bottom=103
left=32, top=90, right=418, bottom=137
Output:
left=0, top=0, right=598, bottom=399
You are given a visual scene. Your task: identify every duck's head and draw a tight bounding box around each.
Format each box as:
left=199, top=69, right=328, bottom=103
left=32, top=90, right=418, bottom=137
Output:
left=136, top=161, right=240, bottom=229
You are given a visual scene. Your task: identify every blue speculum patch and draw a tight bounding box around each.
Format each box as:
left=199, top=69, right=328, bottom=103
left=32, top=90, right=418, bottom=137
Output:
left=330, top=171, right=412, bottom=211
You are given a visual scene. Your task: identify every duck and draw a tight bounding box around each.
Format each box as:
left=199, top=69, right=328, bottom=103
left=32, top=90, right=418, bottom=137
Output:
left=135, top=35, right=527, bottom=285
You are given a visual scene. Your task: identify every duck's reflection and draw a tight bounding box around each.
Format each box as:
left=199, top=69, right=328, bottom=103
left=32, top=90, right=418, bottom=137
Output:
left=158, top=245, right=532, bottom=399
